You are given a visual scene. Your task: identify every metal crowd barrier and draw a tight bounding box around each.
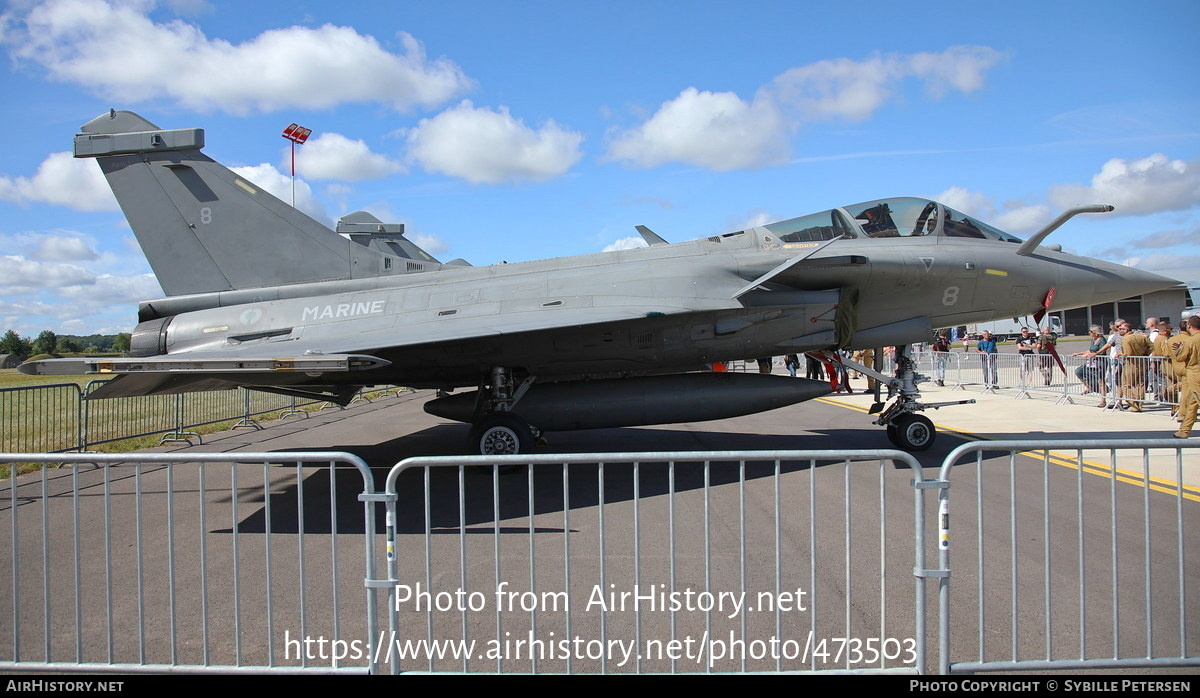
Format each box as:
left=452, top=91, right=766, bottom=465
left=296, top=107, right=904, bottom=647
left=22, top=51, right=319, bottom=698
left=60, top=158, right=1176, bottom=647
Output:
left=2, top=442, right=1196, bottom=675
left=375, top=450, right=930, bottom=674
left=0, top=382, right=405, bottom=453
left=935, top=439, right=1199, bottom=674
left=0, top=384, right=82, bottom=454
left=80, top=381, right=180, bottom=448
left=0, top=452, right=380, bottom=674
left=891, top=350, right=1183, bottom=411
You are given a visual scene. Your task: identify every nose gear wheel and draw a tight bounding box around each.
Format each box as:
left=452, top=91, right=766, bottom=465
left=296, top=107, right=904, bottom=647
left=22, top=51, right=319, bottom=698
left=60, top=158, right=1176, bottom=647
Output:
left=886, top=413, right=935, bottom=451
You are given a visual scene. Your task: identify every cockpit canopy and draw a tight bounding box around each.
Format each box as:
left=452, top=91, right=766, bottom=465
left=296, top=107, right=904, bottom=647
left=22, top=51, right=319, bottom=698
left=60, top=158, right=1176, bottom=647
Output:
left=765, top=197, right=1023, bottom=244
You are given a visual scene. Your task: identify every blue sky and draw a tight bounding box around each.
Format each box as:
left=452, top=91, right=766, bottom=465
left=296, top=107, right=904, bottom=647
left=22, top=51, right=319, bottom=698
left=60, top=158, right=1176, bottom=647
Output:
left=1, top=0, right=1198, bottom=336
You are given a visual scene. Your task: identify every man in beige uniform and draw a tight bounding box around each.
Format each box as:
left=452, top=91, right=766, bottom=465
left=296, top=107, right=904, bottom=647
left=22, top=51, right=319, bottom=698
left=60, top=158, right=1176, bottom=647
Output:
left=1119, top=321, right=1152, bottom=412
left=1174, top=316, right=1200, bottom=438
left=1166, top=322, right=1191, bottom=419
left=1154, top=323, right=1175, bottom=406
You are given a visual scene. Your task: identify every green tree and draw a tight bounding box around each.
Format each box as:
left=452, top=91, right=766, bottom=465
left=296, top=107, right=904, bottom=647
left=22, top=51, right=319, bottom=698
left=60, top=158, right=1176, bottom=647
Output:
left=0, top=329, right=32, bottom=358
left=113, top=333, right=132, bottom=354
left=56, top=337, right=80, bottom=354
left=31, top=330, right=58, bottom=356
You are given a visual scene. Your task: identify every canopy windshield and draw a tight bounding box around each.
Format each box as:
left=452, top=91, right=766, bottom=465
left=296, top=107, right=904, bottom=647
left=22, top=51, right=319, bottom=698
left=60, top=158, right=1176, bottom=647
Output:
left=939, top=203, right=1023, bottom=242
left=845, top=198, right=932, bottom=238
left=767, top=197, right=1024, bottom=243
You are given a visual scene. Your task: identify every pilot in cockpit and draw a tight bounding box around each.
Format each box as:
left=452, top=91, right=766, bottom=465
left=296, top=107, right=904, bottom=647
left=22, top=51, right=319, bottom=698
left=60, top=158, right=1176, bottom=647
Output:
left=856, top=203, right=898, bottom=237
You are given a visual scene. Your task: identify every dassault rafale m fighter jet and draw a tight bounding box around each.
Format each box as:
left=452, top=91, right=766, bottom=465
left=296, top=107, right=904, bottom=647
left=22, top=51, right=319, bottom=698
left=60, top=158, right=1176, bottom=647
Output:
left=22, top=110, right=1176, bottom=453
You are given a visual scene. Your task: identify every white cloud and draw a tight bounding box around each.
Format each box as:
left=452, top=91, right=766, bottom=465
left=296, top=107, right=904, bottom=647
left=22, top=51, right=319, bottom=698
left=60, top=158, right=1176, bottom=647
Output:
left=737, top=211, right=776, bottom=230
left=5, top=0, right=473, bottom=115
left=769, top=55, right=901, bottom=123
left=0, top=299, right=59, bottom=316
left=26, top=235, right=99, bottom=261
left=908, top=46, right=1007, bottom=97
left=710, top=209, right=776, bottom=236
left=933, top=186, right=1051, bottom=234
left=935, top=186, right=994, bottom=218
left=0, top=151, right=118, bottom=211
left=292, top=133, right=403, bottom=181
left=324, top=183, right=354, bottom=198
left=771, top=46, right=1005, bottom=121
left=939, top=157, right=1200, bottom=241
left=608, top=46, right=1005, bottom=171
left=992, top=205, right=1052, bottom=234
left=1095, top=228, right=1200, bottom=263
left=229, top=164, right=330, bottom=224
left=1120, top=254, right=1200, bottom=277
left=57, top=273, right=163, bottom=304
left=603, top=236, right=649, bottom=252
left=0, top=255, right=95, bottom=289
left=323, top=182, right=353, bottom=213
left=1, top=271, right=162, bottom=336
left=1132, top=229, right=1200, bottom=249
left=409, top=232, right=448, bottom=256
left=406, top=101, right=584, bottom=184
left=1048, top=154, right=1200, bottom=216
left=163, top=0, right=212, bottom=18
left=606, top=88, right=789, bottom=171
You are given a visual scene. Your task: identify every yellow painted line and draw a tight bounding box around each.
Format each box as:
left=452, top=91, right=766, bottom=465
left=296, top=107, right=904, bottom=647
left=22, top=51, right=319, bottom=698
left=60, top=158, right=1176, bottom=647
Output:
left=816, top=396, right=868, bottom=411
left=1028, top=450, right=1199, bottom=501
left=984, top=268, right=1008, bottom=276
left=814, top=396, right=1200, bottom=502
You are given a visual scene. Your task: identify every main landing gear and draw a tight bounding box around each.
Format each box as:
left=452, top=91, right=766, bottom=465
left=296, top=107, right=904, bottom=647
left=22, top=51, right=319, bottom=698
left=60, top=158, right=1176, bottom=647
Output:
left=468, top=367, right=540, bottom=456
left=469, top=413, right=534, bottom=455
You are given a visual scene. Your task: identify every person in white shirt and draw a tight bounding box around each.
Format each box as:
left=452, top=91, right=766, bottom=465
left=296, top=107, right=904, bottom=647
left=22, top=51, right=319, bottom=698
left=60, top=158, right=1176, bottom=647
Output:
left=1145, top=316, right=1161, bottom=397
left=1094, top=319, right=1126, bottom=407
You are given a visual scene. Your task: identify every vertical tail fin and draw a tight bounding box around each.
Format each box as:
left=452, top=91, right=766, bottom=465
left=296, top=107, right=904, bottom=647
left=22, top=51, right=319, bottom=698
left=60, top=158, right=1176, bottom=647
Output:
left=76, top=110, right=412, bottom=296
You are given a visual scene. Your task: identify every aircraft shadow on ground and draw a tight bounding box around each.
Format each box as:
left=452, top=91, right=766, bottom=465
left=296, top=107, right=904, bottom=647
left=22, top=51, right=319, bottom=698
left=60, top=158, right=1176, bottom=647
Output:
left=219, top=421, right=1172, bottom=536
left=222, top=423, right=935, bottom=536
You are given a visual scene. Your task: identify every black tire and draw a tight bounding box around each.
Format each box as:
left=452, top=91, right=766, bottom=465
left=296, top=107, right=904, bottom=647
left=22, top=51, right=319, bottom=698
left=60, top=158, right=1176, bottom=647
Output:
left=891, top=413, right=936, bottom=452
left=886, top=424, right=901, bottom=448
left=469, top=413, right=534, bottom=456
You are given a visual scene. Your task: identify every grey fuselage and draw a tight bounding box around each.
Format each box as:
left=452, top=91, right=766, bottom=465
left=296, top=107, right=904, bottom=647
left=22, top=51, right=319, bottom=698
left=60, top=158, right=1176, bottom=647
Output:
left=132, top=218, right=1164, bottom=391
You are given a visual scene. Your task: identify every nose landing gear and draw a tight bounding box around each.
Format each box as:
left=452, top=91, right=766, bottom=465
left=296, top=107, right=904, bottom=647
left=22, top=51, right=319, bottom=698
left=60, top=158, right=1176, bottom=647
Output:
left=886, top=412, right=936, bottom=451
left=834, top=343, right=975, bottom=452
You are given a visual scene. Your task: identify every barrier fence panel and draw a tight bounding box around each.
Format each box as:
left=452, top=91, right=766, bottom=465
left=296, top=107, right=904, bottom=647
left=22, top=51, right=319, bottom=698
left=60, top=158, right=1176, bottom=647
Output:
left=935, top=439, right=1200, bottom=674
left=377, top=450, right=932, bottom=674
left=181, top=388, right=258, bottom=435
left=0, top=452, right=380, bottom=674
left=0, top=381, right=399, bottom=451
left=897, top=350, right=1183, bottom=411
left=81, top=381, right=180, bottom=449
left=183, top=389, right=326, bottom=434
left=2, top=441, right=1197, bottom=675
left=0, top=384, right=82, bottom=454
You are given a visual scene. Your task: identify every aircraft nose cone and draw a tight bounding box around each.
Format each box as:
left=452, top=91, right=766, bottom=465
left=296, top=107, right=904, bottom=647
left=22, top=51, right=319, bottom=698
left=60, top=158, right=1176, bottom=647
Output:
left=1091, top=262, right=1179, bottom=300
left=1052, top=255, right=1179, bottom=310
